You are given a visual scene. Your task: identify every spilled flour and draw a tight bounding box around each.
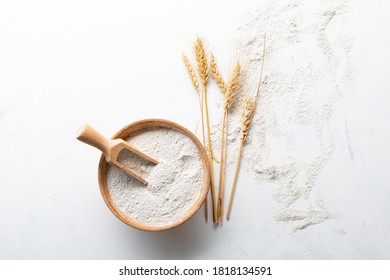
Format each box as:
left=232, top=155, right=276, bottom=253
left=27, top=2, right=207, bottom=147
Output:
left=213, top=0, right=353, bottom=231
left=106, top=128, right=203, bottom=226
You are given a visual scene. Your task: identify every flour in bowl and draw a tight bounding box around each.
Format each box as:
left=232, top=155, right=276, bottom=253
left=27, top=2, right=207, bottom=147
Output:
left=106, top=128, right=203, bottom=226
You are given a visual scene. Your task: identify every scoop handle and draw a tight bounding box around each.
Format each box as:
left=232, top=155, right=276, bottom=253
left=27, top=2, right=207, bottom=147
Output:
left=76, top=124, right=110, bottom=155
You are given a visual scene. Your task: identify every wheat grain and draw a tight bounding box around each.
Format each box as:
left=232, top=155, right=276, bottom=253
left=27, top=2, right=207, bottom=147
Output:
left=182, top=53, right=200, bottom=94
left=210, top=54, right=226, bottom=94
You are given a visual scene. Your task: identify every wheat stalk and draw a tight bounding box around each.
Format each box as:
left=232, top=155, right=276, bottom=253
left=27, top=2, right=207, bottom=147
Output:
left=217, top=109, right=228, bottom=222
left=226, top=96, right=255, bottom=220
left=182, top=51, right=208, bottom=221
left=193, top=36, right=217, bottom=224
left=210, top=54, right=227, bottom=222
left=227, top=34, right=267, bottom=220
left=213, top=60, right=241, bottom=222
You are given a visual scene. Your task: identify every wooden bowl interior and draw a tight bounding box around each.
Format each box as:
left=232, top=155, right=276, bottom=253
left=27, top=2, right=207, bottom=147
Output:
left=98, top=119, right=210, bottom=232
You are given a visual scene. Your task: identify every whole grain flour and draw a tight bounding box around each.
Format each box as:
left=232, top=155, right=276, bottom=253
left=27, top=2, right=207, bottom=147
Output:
left=106, top=128, right=203, bottom=226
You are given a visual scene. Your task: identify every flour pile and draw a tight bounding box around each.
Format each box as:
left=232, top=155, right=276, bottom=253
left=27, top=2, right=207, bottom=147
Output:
left=216, top=0, right=352, bottom=231
left=106, top=128, right=203, bottom=226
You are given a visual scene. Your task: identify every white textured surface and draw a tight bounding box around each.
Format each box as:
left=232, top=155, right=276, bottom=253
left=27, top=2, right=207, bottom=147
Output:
left=0, top=0, right=390, bottom=259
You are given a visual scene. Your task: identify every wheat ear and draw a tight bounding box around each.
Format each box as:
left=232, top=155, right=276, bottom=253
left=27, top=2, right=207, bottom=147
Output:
left=194, top=36, right=217, bottom=224
left=182, top=53, right=200, bottom=94
left=224, top=62, right=241, bottom=110
left=210, top=54, right=226, bottom=94
left=182, top=53, right=205, bottom=143
left=240, top=96, right=256, bottom=141
left=227, top=34, right=266, bottom=220
left=194, top=37, right=208, bottom=86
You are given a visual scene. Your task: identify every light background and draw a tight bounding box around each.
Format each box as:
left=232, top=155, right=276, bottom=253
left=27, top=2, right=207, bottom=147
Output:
left=0, top=0, right=389, bottom=259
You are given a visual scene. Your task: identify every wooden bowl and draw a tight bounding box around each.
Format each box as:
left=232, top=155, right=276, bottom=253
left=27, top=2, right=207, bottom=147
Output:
left=98, top=119, right=210, bottom=232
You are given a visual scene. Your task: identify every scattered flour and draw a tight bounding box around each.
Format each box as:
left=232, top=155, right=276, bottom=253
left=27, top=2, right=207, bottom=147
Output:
left=213, top=0, right=352, bottom=231
left=106, top=128, right=203, bottom=226
left=275, top=199, right=333, bottom=231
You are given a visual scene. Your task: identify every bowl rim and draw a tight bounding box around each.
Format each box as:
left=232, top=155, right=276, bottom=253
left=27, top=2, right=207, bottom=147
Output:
left=97, top=118, right=210, bottom=232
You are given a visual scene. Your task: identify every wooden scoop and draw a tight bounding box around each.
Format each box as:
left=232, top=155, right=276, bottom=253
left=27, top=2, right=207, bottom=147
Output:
left=76, top=123, right=158, bottom=185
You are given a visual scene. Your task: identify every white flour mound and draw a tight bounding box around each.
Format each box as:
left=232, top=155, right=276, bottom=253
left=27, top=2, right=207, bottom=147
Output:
left=106, top=128, right=203, bottom=226
left=218, top=0, right=352, bottom=231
